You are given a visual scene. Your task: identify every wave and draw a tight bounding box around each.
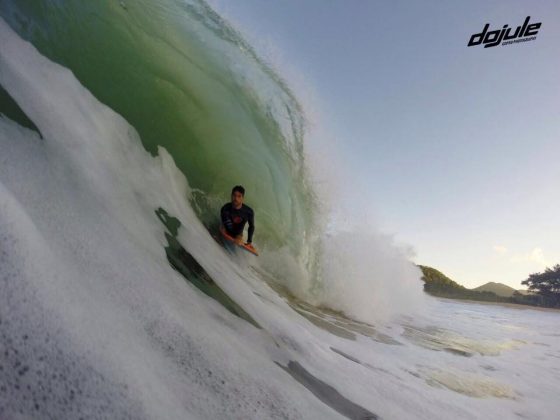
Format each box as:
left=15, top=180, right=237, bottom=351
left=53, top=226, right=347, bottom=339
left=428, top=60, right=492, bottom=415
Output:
left=0, top=0, right=424, bottom=322
left=0, top=0, right=317, bottom=258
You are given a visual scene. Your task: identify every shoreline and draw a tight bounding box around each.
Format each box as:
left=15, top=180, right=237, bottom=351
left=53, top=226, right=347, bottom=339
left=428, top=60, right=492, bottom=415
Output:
left=436, top=296, right=560, bottom=313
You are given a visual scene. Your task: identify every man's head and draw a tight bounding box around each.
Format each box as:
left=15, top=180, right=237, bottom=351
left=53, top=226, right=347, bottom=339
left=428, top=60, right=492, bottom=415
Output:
left=231, top=185, right=245, bottom=208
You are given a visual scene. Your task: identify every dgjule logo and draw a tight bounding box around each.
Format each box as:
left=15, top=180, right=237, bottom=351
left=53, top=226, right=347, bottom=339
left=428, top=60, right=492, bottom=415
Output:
left=468, top=16, right=541, bottom=48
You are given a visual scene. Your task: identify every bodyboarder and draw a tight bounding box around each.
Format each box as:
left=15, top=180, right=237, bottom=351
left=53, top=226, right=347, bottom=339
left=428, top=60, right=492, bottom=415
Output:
left=220, top=185, right=256, bottom=251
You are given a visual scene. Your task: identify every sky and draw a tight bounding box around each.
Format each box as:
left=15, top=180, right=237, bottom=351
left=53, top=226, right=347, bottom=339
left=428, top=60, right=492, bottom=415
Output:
left=209, top=0, right=560, bottom=289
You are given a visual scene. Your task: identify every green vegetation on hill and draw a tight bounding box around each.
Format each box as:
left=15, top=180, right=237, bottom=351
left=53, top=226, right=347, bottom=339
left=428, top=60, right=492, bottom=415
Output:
left=472, top=282, right=517, bottom=297
left=418, top=265, right=559, bottom=308
left=419, top=265, right=504, bottom=302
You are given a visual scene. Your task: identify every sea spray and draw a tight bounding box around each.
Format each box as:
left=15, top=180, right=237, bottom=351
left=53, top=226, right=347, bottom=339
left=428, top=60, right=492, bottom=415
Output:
left=317, top=229, right=426, bottom=322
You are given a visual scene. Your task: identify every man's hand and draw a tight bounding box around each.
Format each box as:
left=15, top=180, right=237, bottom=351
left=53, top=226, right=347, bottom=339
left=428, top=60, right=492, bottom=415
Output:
left=234, top=236, right=243, bottom=245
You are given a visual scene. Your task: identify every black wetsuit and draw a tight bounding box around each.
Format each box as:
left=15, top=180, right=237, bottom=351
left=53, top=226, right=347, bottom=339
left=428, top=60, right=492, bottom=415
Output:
left=220, top=203, right=255, bottom=243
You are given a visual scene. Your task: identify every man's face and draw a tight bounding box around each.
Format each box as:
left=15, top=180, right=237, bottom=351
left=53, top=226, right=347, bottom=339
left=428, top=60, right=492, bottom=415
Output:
left=231, top=191, right=244, bottom=207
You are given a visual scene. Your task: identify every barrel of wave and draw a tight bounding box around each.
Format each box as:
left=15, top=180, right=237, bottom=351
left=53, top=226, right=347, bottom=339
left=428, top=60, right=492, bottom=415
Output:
left=0, top=0, right=318, bottom=260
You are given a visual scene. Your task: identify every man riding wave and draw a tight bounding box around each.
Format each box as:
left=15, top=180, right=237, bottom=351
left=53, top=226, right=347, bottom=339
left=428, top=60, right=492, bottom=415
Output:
left=220, top=185, right=255, bottom=250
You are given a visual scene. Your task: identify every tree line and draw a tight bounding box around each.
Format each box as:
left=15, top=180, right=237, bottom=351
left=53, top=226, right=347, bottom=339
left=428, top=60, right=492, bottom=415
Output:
left=419, top=264, right=560, bottom=309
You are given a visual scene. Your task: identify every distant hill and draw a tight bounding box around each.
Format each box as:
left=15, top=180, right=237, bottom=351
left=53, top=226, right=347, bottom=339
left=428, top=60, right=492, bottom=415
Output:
left=418, top=265, right=543, bottom=308
left=418, top=265, right=502, bottom=302
left=472, top=282, right=517, bottom=297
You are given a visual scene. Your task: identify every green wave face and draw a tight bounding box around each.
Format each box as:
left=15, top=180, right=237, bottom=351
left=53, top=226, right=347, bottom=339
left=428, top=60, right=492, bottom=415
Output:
left=0, top=0, right=317, bottom=258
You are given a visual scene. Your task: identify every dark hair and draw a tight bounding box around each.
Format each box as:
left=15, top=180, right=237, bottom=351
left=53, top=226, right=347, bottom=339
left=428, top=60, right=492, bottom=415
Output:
left=231, top=185, right=245, bottom=196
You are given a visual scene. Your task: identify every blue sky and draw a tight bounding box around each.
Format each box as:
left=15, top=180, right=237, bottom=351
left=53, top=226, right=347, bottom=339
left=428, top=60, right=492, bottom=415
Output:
left=210, top=0, right=560, bottom=289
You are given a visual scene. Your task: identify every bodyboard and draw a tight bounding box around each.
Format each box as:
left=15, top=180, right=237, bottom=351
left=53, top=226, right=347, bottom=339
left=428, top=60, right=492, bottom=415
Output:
left=219, top=227, right=259, bottom=256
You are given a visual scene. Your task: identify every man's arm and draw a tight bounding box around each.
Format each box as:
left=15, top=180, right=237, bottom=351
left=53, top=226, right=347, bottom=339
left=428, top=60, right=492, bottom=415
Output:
left=221, top=204, right=234, bottom=231
left=246, top=209, right=255, bottom=244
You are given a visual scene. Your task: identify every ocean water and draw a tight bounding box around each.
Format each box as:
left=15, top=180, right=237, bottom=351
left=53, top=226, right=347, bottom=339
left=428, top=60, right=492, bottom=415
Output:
left=1, top=2, right=559, bottom=419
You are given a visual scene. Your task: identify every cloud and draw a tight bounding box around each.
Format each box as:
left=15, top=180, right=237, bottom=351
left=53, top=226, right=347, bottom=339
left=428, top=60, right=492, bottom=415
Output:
left=510, top=247, right=549, bottom=266
left=493, top=245, right=508, bottom=255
